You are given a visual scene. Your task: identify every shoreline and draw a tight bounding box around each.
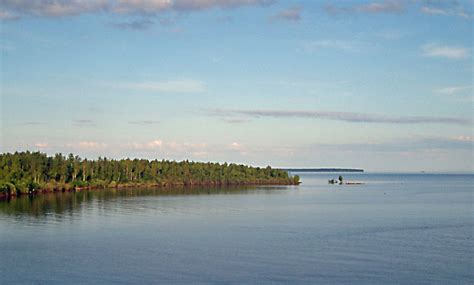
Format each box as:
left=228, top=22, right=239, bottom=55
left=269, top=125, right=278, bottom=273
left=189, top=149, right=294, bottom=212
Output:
left=0, top=180, right=300, bottom=200
left=1, top=152, right=301, bottom=200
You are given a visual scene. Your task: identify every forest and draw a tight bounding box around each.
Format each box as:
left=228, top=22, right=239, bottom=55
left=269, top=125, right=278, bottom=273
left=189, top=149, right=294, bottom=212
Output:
left=0, top=151, right=300, bottom=196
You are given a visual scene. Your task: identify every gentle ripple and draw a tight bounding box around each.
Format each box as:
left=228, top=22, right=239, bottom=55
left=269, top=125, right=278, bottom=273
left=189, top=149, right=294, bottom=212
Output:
left=0, top=173, right=472, bottom=284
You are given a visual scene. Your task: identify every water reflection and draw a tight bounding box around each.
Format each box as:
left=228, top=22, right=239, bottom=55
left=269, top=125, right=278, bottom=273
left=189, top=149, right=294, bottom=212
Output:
left=0, top=186, right=287, bottom=217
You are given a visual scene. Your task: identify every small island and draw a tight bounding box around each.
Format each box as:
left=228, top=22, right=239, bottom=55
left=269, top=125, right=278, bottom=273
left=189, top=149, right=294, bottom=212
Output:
left=0, top=152, right=300, bottom=198
left=328, top=176, right=364, bottom=185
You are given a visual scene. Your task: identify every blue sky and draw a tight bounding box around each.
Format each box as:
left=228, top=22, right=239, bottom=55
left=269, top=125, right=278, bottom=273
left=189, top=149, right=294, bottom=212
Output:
left=0, top=0, right=472, bottom=172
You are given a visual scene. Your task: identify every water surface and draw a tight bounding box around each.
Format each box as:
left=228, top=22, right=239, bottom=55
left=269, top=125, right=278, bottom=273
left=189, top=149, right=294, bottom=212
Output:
left=0, top=173, right=472, bottom=284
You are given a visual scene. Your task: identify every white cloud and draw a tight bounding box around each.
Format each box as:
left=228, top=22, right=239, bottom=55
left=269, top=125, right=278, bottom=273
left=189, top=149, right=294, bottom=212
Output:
left=455, top=136, right=473, bottom=142
left=124, top=79, right=206, bottom=93
left=34, top=143, right=48, bottom=148
left=230, top=142, right=242, bottom=150
left=148, top=140, right=163, bottom=148
left=67, top=141, right=108, bottom=150
left=420, top=6, right=449, bottom=16
left=127, top=139, right=208, bottom=154
left=128, top=140, right=163, bottom=150
left=421, top=44, right=470, bottom=59
left=228, top=142, right=249, bottom=156
left=420, top=5, right=471, bottom=19
left=435, top=86, right=472, bottom=95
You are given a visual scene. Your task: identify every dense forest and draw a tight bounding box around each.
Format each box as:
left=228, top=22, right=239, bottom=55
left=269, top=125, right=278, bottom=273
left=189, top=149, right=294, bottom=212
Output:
left=0, top=151, right=299, bottom=196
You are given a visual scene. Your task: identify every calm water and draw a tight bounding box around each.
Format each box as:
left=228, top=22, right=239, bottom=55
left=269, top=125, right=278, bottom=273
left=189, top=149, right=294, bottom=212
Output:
left=0, top=173, right=472, bottom=284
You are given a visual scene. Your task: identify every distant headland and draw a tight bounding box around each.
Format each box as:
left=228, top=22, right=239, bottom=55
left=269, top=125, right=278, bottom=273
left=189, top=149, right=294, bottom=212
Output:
left=0, top=151, right=300, bottom=198
left=284, top=168, right=364, bottom=173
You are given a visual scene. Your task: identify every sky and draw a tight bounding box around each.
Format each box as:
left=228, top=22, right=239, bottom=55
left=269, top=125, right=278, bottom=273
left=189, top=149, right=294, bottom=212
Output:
left=0, top=0, right=473, bottom=172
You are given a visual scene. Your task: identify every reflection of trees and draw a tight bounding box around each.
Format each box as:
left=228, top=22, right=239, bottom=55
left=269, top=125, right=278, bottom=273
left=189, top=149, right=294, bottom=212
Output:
left=0, top=185, right=283, bottom=217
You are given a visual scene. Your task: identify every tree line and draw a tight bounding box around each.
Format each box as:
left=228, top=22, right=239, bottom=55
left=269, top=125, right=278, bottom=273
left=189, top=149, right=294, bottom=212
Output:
left=0, top=151, right=300, bottom=195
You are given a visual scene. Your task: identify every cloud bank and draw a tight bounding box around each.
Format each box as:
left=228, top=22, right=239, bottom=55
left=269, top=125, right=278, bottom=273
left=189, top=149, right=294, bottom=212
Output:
left=1, top=0, right=275, bottom=19
left=210, top=109, right=470, bottom=126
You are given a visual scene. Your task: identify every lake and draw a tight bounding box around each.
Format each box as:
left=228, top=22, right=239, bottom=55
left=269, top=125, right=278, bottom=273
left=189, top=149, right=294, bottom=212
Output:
left=0, top=173, right=472, bottom=284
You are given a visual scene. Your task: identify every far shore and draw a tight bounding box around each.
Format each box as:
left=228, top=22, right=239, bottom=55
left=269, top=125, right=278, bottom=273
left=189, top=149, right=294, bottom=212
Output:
left=285, top=168, right=364, bottom=173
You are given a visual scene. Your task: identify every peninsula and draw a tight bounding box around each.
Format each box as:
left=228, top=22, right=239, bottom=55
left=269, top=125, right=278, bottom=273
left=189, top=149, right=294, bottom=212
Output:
left=0, top=152, right=300, bottom=197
